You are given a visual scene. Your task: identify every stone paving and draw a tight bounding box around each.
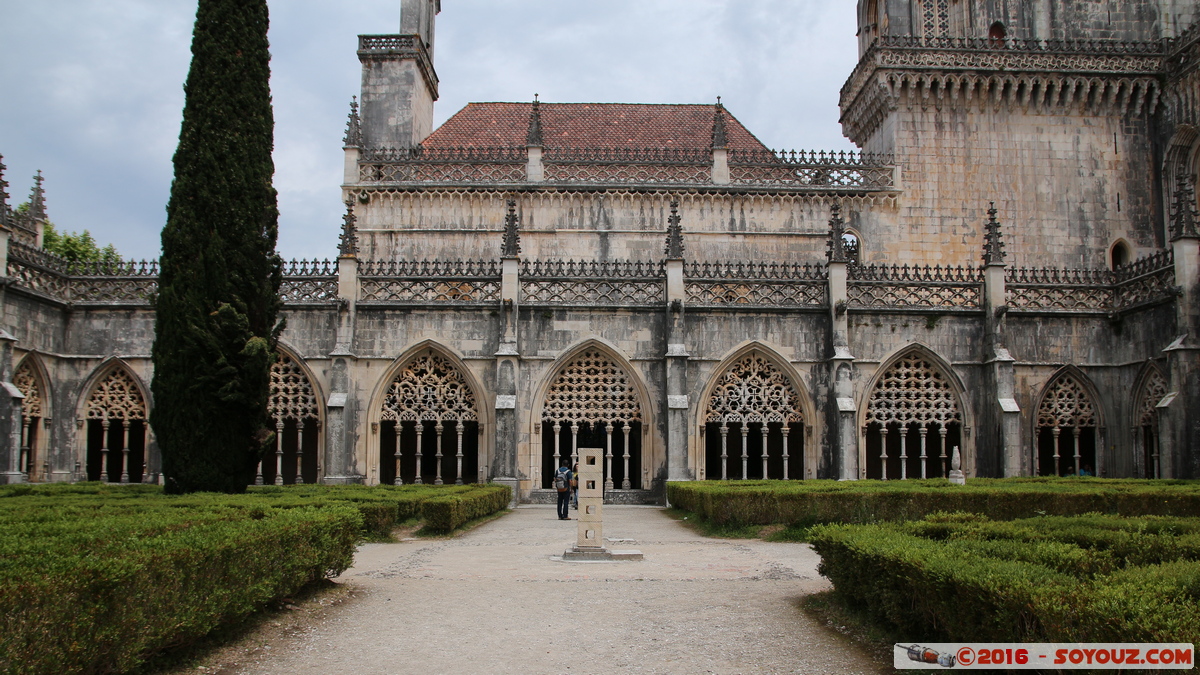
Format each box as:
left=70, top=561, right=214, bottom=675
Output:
left=218, top=505, right=886, bottom=675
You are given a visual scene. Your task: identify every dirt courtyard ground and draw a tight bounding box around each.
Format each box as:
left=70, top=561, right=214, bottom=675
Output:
left=180, top=505, right=887, bottom=675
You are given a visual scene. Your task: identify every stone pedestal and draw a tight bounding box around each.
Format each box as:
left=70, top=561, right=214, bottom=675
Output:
left=563, top=447, right=642, bottom=561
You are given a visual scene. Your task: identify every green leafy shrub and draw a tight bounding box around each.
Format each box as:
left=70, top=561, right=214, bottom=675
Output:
left=666, top=478, right=1200, bottom=527
left=809, top=513, right=1200, bottom=646
left=0, top=504, right=361, bottom=675
left=420, top=485, right=512, bottom=532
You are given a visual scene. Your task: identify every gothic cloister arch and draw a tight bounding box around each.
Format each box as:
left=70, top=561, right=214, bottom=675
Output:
left=1033, top=366, right=1106, bottom=477
left=858, top=344, right=972, bottom=480
left=14, top=353, right=51, bottom=481
left=693, top=342, right=817, bottom=481
left=366, top=341, right=491, bottom=486
left=526, top=338, right=657, bottom=495
left=74, top=358, right=151, bottom=483
left=1132, top=362, right=1167, bottom=479
left=256, top=344, right=325, bottom=485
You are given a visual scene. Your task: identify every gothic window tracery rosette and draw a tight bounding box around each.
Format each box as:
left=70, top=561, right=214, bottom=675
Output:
left=269, top=354, right=320, bottom=422
left=14, top=361, right=43, bottom=420
left=542, top=350, right=642, bottom=427
left=865, top=353, right=962, bottom=429
left=1036, top=373, right=1098, bottom=429
left=1136, top=369, right=1168, bottom=427
left=380, top=352, right=479, bottom=424
left=704, top=353, right=804, bottom=426
left=84, top=368, right=147, bottom=421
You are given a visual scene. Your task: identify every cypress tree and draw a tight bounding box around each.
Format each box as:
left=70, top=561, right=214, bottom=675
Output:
left=152, top=0, right=283, bottom=494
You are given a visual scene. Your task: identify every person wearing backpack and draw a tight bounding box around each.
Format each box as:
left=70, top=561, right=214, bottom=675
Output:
left=554, top=460, right=573, bottom=520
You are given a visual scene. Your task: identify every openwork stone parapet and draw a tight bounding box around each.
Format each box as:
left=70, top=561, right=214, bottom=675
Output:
left=1005, top=250, right=1176, bottom=314
left=840, top=36, right=1170, bottom=143
left=357, top=33, right=438, bottom=99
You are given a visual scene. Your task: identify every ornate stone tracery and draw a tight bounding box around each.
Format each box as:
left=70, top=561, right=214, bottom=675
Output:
left=865, top=351, right=962, bottom=480
left=381, top=352, right=479, bottom=423
left=379, top=350, right=480, bottom=486
left=269, top=354, right=319, bottom=422
left=14, top=361, right=42, bottom=420
left=705, top=352, right=803, bottom=425
left=1137, top=369, right=1168, bottom=427
left=866, top=353, right=962, bottom=428
left=542, top=349, right=642, bottom=426
left=1036, top=372, right=1098, bottom=429
left=85, top=368, right=146, bottom=421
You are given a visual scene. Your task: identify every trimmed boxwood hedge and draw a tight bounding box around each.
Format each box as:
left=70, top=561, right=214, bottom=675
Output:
left=809, top=513, right=1200, bottom=645
left=0, top=482, right=512, bottom=674
left=666, top=478, right=1200, bottom=527
left=0, top=502, right=361, bottom=675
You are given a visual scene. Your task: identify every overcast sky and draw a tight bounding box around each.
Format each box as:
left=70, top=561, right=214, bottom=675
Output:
left=0, top=1, right=860, bottom=262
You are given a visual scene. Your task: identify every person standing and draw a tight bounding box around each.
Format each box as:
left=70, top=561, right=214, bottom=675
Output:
left=554, top=460, right=573, bottom=520
left=571, top=461, right=579, bottom=510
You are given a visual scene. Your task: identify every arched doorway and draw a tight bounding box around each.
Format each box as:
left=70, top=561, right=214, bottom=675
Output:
left=14, top=358, right=46, bottom=481
left=703, top=351, right=805, bottom=480
left=83, top=366, right=148, bottom=483
left=1035, top=371, right=1099, bottom=477
left=379, top=351, right=481, bottom=485
left=541, top=349, right=643, bottom=491
left=864, top=350, right=963, bottom=480
left=1134, top=367, right=1166, bottom=479
left=257, top=352, right=321, bottom=485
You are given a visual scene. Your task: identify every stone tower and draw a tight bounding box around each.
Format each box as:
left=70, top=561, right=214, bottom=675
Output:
left=357, top=0, right=441, bottom=149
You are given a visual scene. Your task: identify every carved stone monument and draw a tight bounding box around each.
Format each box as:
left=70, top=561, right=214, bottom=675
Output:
left=562, top=448, right=642, bottom=561
left=948, top=445, right=966, bottom=485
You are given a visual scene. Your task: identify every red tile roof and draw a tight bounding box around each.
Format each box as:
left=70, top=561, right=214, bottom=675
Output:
left=423, top=102, right=770, bottom=152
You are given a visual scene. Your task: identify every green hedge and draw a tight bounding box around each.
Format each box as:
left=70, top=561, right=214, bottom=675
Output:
left=0, top=483, right=513, bottom=674
left=420, top=485, right=512, bottom=532
left=809, top=513, right=1200, bottom=644
left=667, top=478, right=1200, bottom=527
left=0, top=503, right=361, bottom=675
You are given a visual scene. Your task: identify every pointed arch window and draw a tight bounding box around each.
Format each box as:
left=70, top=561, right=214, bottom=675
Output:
left=703, top=351, right=805, bottom=480
left=14, top=360, right=45, bottom=481
left=83, top=367, right=148, bottom=483
left=865, top=352, right=963, bottom=480
left=380, top=351, right=481, bottom=486
left=257, top=353, right=321, bottom=485
left=541, top=349, right=643, bottom=491
left=1035, top=371, right=1099, bottom=477
left=1135, top=369, right=1167, bottom=479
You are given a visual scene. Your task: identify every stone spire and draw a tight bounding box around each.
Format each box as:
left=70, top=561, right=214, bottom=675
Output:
left=27, top=170, right=46, bottom=221
left=710, top=97, right=727, bottom=150
left=1170, top=172, right=1199, bottom=241
left=338, top=199, right=359, bottom=257
left=343, top=96, right=363, bottom=149
left=982, top=202, right=1006, bottom=265
left=664, top=199, right=684, bottom=259
left=502, top=199, right=521, bottom=258
left=526, top=95, right=543, bottom=148
left=826, top=202, right=849, bottom=263
left=0, top=154, right=9, bottom=228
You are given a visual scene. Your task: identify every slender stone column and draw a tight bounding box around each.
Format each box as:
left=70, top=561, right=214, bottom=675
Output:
left=898, top=426, right=908, bottom=481
left=100, top=418, right=110, bottom=483
left=120, top=419, right=130, bottom=484
left=414, top=424, right=424, bottom=484
left=621, top=423, right=631, bottom=489
left=878, top=425, right=888, bottom=480
left=454, top=420, right=464, bottom=485
left=719, top=423, right=728, bottom=480
left=393, top=423, right=403, bottom=486
left=604, top=423, right=614, bottom=491
left=433, top=422, right=444, bottom=485
left=760, top=424, right=769, bottom=479
left=274, top=420, right=285, bottom=486
left=740, top=425, right=749, bottom=479
left=781, top=426, right=791, bottom=480
left=919, top=426, right=928, bottom=479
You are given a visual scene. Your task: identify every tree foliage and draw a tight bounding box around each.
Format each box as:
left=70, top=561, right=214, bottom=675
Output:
left=31, top=214, right=121, bottom=265
left=152, top=0, right=283, bottom=494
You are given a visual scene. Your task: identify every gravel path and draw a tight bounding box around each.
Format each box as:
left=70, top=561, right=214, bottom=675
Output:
left=198, top=505, right=886, bottom=675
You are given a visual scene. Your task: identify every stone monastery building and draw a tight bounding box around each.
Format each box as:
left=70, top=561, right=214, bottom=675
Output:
left=1, top=0, right=1199, bottom=501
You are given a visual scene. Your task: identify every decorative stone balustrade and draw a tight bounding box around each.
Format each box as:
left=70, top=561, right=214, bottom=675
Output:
left=358, top=259, right=501, bottom=305
left=521, top=259, right=665, bottom=307
left=847, top=263, right=983, bottom=310
left=354, top=145, right=896, bottom=191
left=1006, top=250, right=1176, bottom=313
